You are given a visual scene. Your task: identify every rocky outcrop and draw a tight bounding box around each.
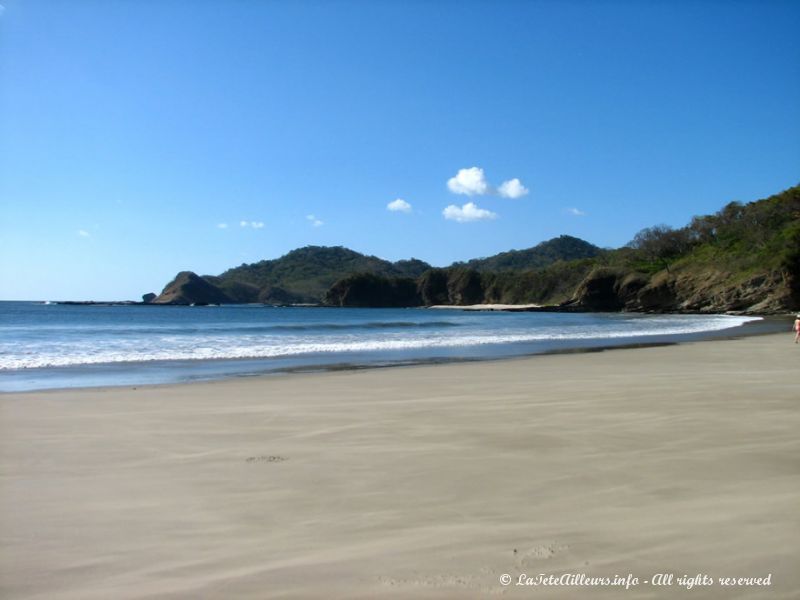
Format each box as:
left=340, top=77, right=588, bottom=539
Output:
left=325, top=273, right=422, bottom=307
left=141, top=293, right=157, bottom=304
left=446, top=269, right=485, bottom=305
left=213, top=279, right=260, bottom=303
left=152, top=272, right=232, bottom=305
left=636, top=272, right=679, bottom=311
left=417, top=269, right=450, bottom=305
left=672, top=271, right=790, bottom=313
left=570, top=268, right=628, bottom=311
left=258, top=286, right=306, bottom=305
left=571, top=267, right=791, bottom=314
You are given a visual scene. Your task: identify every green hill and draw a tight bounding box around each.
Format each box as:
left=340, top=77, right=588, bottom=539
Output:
left=322, top=185, right=799, bottom=312
left=461, top=235, right=601, bottom=271
left=154, top=236, right=599, bottom=305
left=201, top=246, right=430, bottom=304
left=153, top=184, right=799, bottom=313
left=573, top=183, right=800, bottom=312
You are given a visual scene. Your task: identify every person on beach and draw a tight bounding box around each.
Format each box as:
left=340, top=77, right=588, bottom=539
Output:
left=795, top=314, right=800, bottom=344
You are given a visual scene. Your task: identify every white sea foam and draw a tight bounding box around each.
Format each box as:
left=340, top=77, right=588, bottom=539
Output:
left=0, top=314, right=760, bottom=370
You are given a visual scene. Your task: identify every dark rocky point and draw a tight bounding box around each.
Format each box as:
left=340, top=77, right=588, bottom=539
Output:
left=152, top=271, right=232, bottom=305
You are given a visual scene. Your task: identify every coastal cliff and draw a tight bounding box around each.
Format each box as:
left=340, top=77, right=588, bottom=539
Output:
left=569, top=268, right=791, bottom=313
left=567, top=184, right=800, bottom=313
left=152, top=237, right=599, bottom=307
left=151, top=185, right=799, bottom=314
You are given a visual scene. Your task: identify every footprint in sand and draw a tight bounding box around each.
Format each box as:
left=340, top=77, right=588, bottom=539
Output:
left=516, top=542, right=569, bottom=567
left=376, top=573, right=484, bottom=592
left=245, top=455, right=288, bottom=463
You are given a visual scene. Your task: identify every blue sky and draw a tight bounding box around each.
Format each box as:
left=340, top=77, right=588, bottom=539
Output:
left=1, top=0, right=798, bottom=300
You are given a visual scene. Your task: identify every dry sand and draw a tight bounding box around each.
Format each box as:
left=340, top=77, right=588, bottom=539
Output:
left=1, top=333, right=798, bottom=599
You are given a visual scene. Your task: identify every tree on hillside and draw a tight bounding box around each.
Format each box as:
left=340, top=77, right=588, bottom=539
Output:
left=628, top=225, right=691, bottom=273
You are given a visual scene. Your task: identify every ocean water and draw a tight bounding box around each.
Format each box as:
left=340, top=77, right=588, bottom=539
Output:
left=0, top=301, right=769, bottom=391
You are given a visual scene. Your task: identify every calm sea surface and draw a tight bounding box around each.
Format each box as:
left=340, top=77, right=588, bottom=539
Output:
left=0, top=301, right=773, bottom=391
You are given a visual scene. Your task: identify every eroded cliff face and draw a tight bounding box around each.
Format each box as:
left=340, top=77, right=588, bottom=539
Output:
left=571, top=267, right=792, bottom=314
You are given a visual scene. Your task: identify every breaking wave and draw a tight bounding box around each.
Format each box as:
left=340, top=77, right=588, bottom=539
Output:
left=1, top=313, right=761, bottom=370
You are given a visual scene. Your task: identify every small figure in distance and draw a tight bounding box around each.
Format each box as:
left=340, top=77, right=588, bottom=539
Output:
left=794, top=314, right=800, bottom=344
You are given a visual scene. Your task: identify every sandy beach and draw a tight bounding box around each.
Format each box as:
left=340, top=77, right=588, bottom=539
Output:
left=1, top=333, right=798, bottom=599
left=427, top=304, right=542, bottom=311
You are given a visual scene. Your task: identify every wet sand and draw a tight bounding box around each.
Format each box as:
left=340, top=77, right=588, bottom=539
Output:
left=1, top=333, right=798, bottom=599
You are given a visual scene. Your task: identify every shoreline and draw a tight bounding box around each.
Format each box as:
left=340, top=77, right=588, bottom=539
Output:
left=426, top=303, right=543, bottom=311
left=1, top=332, right=797, bottom=599
left=0, top=314, right=783, bottom=395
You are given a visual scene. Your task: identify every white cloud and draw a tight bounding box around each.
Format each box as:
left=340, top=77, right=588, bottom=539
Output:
left=567, top=208, right=587, bottom=216
left=217, top=223, right=229, bottom=229
left=238, top=220, right=264, bottom=229
left=387, top=198, right=412, bottom=213
left=497, top=178, right=529, bottom=199
left=77, top=229, right=90, bottom=237
left=240, top=220, right=249, bottom=227
left=306, top=214, right=324, bottom=227
left=447, top=167, right=490, bottom=196
left=448, top=167, right=531, bottom=200
left=442, top=202, right=497, bottom=223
